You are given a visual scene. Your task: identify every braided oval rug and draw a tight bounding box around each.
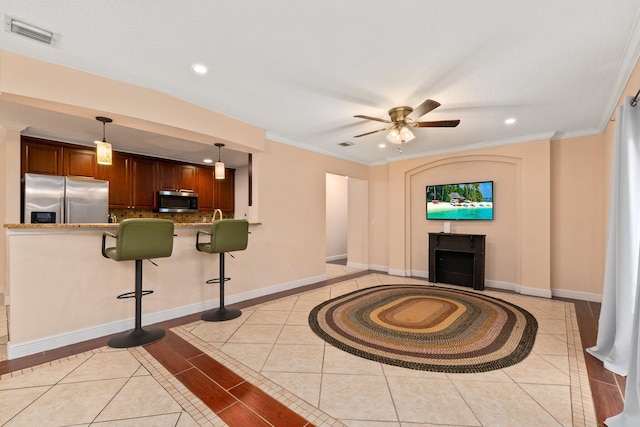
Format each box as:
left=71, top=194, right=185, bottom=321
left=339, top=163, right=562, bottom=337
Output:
left=308, top=284, right=538, bottom=373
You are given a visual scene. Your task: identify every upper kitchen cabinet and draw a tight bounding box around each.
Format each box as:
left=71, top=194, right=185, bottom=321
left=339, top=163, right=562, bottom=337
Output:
left=131, top=157, right=158, bottom=209
left=178, top=164, right=197, bottom=192
left=63, top=146, right=97, bottom=177
left=96, top=152, right=130, bottom=208
left=157, top=161, right=197, bottom=192
left=96, top=153, right=157, bottom=209
left=197, top=166, right=214, bottom=210
left=215, top=168, right=235, bottom=213
left=157, top=161, right=177, bottom=191
left=20, top=136, right=235, bottom=214
left=21, top=137, right=63, bottom=176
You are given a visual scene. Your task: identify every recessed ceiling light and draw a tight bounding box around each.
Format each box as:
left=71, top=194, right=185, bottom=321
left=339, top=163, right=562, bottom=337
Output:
left=203, top=158, right=213, bottom=164
left=378, top=143, right=386, bottom=148
left=191, top=63, right=208, bottom=75
left=504, top=118, right=516, bottom=125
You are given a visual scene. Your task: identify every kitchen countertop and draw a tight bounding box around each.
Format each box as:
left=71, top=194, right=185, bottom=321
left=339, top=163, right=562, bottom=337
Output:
left=3, top=222, right=262, bottom=229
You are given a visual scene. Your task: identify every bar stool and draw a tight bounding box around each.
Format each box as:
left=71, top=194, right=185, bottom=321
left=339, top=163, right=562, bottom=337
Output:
left=102, top=218, right=175, bottom=348
left=196, top=219, right=249, bottom=321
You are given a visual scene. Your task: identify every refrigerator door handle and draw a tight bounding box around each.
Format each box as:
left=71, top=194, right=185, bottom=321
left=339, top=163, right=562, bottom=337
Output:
left=62, top=196, right=67, bottom=223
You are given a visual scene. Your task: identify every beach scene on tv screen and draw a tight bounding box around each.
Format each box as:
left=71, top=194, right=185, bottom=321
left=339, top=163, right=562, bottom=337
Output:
left=426, top=182, right=493, bottom=220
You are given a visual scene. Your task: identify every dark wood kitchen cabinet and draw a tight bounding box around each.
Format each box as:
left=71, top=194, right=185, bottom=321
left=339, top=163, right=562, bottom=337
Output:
left=96, top=152, right=130, bottom=208
left=197, top=166, right=214, bottom=210
left=131, top=157, right=157, bottom=209
left=63, top=146, right=97, bottom=177
left=157, top=162, right=197, bottom=192
left=177, top=164, right=197, bottom=192
left=21, top=137, right=63, bottom=176
left=21, top=136, right=234, bottom=213
left=97, top=153, right=157, bottom=209
left=215, top=168, right=235, bottom=213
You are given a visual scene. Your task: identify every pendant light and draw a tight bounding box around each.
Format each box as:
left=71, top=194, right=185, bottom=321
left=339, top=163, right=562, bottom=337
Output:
left=214, top=143, right=226, bottom=180
left=95, top=116, right=113, bottom=165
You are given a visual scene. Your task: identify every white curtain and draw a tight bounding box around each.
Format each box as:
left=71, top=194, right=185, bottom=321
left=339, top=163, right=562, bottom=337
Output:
left=587, top=96, right=640, bottom=426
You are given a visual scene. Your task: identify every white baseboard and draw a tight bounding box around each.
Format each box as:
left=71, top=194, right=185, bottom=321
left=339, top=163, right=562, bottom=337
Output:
left=326, top=254, right=347, bottom=262
left=446, top=279, right=600, bottom=301
left=520, top=287, right=553, bottom=299
left=7, top=274, right=327, bottom=360
left=485, top=279, right=551, bottom=299
left=346, top=261, right=368, bottom=270
left=411, top=270, right=429, bottom=279
left=368, top=264, right=389, bottom=273
left=388, top=269, right=408, bottom=277
left=551, top=288, right=602, bottom=302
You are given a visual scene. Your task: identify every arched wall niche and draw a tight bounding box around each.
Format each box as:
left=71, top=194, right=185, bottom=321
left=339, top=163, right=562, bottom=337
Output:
left=403, top=154, right=522, bottom=285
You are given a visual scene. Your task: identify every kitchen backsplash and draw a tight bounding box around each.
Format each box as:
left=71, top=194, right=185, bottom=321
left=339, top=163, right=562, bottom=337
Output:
left=109, top=209, right=233, bottom=223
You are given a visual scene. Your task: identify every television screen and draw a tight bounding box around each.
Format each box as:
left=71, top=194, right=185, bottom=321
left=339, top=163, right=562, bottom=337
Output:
left=426, top=181, right=493, bottom=220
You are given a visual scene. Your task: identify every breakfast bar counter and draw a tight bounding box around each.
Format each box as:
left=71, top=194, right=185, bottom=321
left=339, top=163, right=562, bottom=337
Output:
left=3, top=221, right=266, bottom=359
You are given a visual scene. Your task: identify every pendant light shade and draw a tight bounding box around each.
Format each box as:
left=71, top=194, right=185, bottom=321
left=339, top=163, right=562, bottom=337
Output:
left=214, top=143, right=225, bottom=180
left=95, top=116, right=113, bottom=165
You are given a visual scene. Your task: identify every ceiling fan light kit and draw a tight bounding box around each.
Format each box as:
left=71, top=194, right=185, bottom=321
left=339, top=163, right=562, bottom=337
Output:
left=386, top=126, right=415, bottom=144
left=354, top=99, right=460, bottom=144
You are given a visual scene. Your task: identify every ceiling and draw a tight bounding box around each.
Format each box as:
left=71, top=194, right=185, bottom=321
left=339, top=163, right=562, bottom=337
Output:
left=2, top=1, right=640, bottom=167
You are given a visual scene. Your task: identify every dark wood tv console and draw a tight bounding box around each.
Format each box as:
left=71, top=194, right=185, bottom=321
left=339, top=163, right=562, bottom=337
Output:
left=428, top=233, right=486, bottom=290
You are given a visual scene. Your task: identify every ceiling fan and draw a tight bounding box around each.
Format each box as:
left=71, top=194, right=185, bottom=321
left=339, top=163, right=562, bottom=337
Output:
left=353, top=99, right=460, bottom=144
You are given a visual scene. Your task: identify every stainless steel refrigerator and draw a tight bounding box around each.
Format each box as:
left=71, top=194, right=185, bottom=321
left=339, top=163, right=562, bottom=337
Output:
left=23, top=173, right=109, bottom=224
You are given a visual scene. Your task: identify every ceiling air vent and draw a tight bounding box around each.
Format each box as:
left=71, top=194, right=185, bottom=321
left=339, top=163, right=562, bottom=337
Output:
left=338, top=141, right=354, bottom=147
left=4, top=16, right=59, bottom=46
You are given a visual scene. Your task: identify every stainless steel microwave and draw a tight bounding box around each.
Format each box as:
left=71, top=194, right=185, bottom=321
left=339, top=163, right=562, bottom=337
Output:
left=157, top=190, right=198, bottom=213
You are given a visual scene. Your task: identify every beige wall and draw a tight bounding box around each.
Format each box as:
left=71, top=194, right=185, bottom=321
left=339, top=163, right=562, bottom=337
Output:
left=367, top=164, right=390, bottom=271
left=550, top=134, right=607, bottom=297
left=247, top=140, right=368, bottom=284
left=0, top=127, right=22, bottom=297
left=373, top=140, right=552, bottom=297
left=347, top=177, right=369, bottom=268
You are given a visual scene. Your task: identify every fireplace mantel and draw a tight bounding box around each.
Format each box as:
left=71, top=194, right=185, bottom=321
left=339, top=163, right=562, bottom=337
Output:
left=428, top=232, right=486, bottom=290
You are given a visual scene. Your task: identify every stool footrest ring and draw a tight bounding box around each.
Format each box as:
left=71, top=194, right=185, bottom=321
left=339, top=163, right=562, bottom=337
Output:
left=117, top=290, right=154, bottom=299
left=206, top=277, right=230, bottom=285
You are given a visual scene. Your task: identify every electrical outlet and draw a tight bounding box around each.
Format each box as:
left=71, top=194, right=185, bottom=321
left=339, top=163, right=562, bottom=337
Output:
left=285, top=263, right=290, bottom=272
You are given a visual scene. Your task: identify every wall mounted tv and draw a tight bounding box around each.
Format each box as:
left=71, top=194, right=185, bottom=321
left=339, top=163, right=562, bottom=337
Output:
left=426, top=181, right=493, bottom=220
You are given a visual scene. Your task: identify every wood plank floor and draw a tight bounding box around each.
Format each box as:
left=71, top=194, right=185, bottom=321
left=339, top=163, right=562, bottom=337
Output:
left=0, top=272, right=626, bottom=426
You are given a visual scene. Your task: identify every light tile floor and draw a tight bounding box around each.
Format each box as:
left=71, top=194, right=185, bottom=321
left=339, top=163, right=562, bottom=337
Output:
left=0, top=269, right=596, bottom=426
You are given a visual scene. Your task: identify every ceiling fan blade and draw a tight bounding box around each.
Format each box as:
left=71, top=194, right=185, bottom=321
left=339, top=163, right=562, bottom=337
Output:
left=408, top=99, right=441, bottom=120
left=354, top=114, right=392, bottom=123
left=353, top=127, right=390, bottom=137
left=415, top=120, right=461, bottom=128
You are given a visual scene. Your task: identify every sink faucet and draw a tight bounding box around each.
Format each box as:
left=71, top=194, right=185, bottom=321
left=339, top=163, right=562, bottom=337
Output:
left=213, top=209, right=223, bottom=221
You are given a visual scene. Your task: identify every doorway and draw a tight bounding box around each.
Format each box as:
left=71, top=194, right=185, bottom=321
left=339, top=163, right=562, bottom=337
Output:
left=325, top=173, right=368, bottom=278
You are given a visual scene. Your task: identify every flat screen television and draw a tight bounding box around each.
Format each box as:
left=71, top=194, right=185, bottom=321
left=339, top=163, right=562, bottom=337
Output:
left=426, top=181, right=493, bottom=220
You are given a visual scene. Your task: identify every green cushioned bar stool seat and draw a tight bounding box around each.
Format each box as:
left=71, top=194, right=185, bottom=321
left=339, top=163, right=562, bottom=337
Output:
left=102, top=218, right=175, bottom=348
left=196, top=219, right=249, bottom=321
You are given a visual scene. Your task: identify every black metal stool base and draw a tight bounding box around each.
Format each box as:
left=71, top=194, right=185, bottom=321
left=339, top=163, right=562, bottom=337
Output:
left=201, top=307, right=242, bottom=322
left=108, top=327, right=165, bottom=348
